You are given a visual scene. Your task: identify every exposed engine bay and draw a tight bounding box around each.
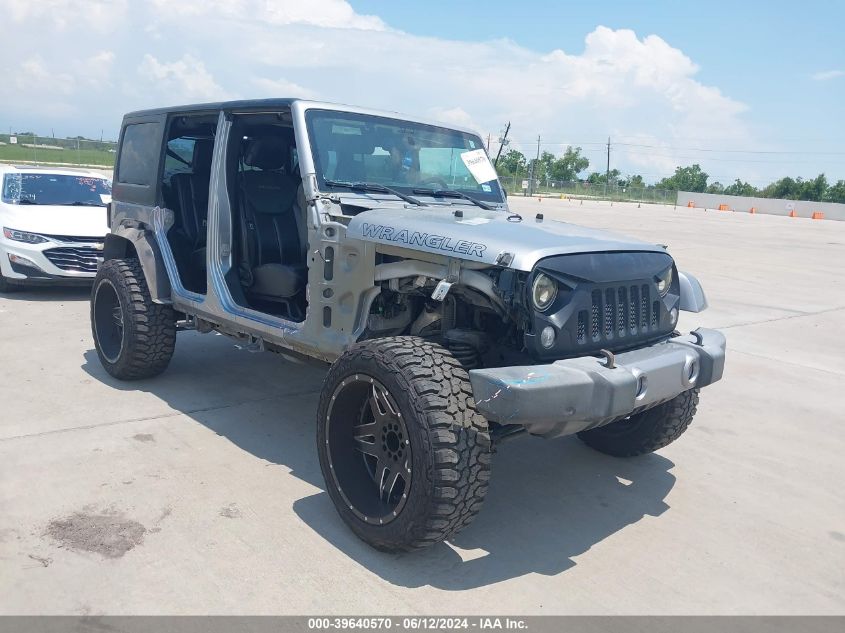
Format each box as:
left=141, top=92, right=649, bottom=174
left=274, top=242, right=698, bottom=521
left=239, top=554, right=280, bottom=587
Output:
left=360, top=250, right=681, bottom=371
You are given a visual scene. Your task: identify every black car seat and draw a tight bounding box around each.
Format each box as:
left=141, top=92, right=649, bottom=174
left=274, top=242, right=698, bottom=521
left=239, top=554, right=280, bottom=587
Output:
left=169, top=138, right=213, bottom=290
left=239, top=135, right=306, bottom=312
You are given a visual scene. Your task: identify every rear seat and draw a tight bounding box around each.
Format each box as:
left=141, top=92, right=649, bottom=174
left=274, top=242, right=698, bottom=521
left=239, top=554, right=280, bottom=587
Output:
left=169, top=139, right=213, bottom=290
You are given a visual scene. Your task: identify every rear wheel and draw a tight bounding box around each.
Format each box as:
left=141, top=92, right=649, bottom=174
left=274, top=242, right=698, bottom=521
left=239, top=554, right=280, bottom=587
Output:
left=317, top=336, right=492, bottom=552
left=577, top=389, right=699, bottom=457
left=91, top=259, right=176, bottom=380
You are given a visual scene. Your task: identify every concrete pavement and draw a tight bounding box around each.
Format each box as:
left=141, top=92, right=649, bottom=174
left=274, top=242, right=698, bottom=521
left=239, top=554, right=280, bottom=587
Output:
left=1, top=199, right=843, bottom=614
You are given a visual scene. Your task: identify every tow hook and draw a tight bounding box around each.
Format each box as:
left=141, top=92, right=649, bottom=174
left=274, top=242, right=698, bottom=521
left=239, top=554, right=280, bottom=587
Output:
left=691, top=328, right=705, bottom=346
left=598, top=349, right=616, bottom=369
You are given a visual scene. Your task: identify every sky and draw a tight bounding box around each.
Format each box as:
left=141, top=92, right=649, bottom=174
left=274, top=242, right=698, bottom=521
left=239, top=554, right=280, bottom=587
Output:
left=1, top=0, right=843, bottom=186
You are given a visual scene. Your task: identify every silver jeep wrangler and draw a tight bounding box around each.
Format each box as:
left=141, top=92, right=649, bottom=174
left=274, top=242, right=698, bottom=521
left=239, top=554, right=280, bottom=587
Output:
left=91, top=99, right=726, bottom=552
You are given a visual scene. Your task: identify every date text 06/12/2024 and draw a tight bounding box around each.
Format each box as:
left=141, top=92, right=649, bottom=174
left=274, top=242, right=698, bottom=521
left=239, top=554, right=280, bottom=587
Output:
left=307, top=617, right=528, bottom=630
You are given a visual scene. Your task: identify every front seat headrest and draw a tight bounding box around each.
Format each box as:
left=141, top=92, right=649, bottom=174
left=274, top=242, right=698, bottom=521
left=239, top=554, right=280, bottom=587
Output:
left=243, top=137, right=289, bottom=171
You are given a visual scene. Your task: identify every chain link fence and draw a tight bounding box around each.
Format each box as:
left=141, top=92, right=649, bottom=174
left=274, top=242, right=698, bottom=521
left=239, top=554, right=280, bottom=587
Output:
left=0, top=132, right=116, bottom=168
left=499, top=174, right=678, bottom=205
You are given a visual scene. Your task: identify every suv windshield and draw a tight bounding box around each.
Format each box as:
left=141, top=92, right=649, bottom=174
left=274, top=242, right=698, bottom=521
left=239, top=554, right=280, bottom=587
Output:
left=1, top=173, right=111, bottom=206
left=306, top=110, right=504, bottom=204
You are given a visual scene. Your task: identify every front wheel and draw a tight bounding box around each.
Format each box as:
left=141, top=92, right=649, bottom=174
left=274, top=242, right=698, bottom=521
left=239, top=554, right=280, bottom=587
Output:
left=577, top=389, right=699, bottom=457
left=91, top=259, right=176, bottom=380
left=317, top=337, right=492, bottom=552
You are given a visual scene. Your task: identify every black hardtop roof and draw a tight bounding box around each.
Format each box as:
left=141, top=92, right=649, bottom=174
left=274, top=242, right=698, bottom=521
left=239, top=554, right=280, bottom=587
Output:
left=124, top=98, right=298, bottom=119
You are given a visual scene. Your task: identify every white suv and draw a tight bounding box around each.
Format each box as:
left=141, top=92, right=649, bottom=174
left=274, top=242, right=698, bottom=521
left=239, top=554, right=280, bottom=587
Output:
left=0, top=165, right=111, bottom=292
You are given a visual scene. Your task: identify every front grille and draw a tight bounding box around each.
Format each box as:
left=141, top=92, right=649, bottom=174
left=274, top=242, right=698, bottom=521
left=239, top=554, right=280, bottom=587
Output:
left=42, top=234, right=105, bottom=244
left=584, top=283, right=658, bottom=345
left=44, top=246, right=101, bottom=273
left=530, top=251, right=676, bottom=360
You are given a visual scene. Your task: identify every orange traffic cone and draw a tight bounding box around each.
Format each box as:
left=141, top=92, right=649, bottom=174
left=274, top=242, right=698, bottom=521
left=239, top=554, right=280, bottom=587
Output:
left=789, top=210, right=798, bottom=218
left=687, top=201, right=694, bottom=207
left=749, top=207, right=757, bottom=214
left=812, top=211, right=825, bottom=220
left=718, top=204, right=730, bottom=211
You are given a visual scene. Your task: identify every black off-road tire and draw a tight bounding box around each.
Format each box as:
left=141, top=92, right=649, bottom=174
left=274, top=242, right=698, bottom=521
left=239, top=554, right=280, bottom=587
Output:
left=317, top=336, right=492, bottom=552
left=90, top=258, right=176, bottom=380
left=577, top=388, right=699, bottom=457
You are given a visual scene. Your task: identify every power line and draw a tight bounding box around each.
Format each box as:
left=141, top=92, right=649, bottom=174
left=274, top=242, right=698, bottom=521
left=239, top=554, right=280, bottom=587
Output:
left=506, top=139, right=845, bottom=155
left=614, top=143, right=845, bottom=156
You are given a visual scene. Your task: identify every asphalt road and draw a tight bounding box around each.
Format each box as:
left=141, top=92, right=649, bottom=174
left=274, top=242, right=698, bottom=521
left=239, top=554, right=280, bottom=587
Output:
left=1, top=199, right=843, bottom=614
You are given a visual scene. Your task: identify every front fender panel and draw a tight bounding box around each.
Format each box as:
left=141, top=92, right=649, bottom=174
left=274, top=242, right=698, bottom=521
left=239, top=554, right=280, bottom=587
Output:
left=678, top=271, right=708, bottom=312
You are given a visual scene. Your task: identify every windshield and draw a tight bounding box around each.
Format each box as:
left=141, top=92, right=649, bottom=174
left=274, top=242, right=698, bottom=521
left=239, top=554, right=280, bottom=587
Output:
left=306, top=110, right=505, bottom=204
left=1, top=173, right=112, bottom=206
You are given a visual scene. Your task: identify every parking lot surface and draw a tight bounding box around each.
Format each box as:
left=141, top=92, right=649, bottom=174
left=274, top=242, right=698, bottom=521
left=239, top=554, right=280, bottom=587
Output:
left=1, top=199, right=843, bottom=614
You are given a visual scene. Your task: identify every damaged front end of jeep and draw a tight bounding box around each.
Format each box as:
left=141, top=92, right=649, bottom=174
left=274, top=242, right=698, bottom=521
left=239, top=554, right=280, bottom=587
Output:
left=344, top=210, right=724, bottom=442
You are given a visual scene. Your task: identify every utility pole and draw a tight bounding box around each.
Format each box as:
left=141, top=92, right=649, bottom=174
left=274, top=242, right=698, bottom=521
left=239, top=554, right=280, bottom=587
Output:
left=486, top=133, right=491, bottom=152
left=493, top=121, right=510, bottom=167
left=605, top=137, right=611, bottom=197
left=530, top=135, right=541, bottom=196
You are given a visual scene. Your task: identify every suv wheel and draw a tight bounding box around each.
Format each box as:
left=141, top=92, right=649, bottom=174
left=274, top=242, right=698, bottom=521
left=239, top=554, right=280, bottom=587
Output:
left=91, top=259, right=176, bottom=380
left=317, top=336, right=492, bottom=552
left=577, top=388, right=699, bottom=457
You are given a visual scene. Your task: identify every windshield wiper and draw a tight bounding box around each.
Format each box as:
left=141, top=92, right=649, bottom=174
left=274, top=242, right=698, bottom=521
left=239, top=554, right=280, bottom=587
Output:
left=15, top=199, right=38, bottom=205
left=62, top=201, right=102, bottom=206
left=412, top=188, right=494, bottom=211
left=324, top=180, right=427, bottom=207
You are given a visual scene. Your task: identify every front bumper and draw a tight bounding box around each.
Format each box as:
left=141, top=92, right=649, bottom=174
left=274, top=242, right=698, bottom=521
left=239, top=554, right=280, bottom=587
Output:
left=469, top=328, right=726, bottom=438
left=0, top=238, right=102, bottom=283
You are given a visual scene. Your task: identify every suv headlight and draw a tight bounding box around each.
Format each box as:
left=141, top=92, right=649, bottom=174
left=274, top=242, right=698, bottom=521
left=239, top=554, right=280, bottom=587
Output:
left=3, top=227, right=48, bottom=244
left=532, top=273, right=557, bottom=311
left=656, top=266, right=673, bottom=296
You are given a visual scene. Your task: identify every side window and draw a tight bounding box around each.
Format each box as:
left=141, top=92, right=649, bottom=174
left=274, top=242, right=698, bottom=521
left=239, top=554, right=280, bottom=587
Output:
left=117, top=123, right=161, bottom=186
left=164, top=137, right=196, bottom=181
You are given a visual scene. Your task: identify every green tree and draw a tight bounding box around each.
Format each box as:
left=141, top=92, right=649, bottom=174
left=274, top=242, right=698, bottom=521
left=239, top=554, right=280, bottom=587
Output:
left=549, top=146, right=590, bottom=182
left=762, top=177, right=799, bottom=199
left=723, top=179, right=758, bottom=196
left=622, top=174, right=645, bottom=188
left=798, top=173, right=828, bottom=202
left=656, top=164, right=709, bottom=192
left=497, top=149, right=527, bottom=176
left=706, top=181, right=725, bottom=194
left=586, top=168, right=621, bottom=185
left=823, top=179, right=845, bottom=203
left=537, top=151, right=556, bottom=184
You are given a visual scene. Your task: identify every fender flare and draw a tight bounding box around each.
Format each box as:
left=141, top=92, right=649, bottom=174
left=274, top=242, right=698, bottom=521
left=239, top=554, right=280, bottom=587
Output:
left=103, top=230, right=172, bottom=304
left=678, top=271, right=708, bottom=312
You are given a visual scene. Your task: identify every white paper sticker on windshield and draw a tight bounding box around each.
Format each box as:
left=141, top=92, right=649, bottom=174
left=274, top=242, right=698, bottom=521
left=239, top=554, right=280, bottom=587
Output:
left=100, top=194, right=112, bottom=204
left=460, top=149, right=497, bottom=184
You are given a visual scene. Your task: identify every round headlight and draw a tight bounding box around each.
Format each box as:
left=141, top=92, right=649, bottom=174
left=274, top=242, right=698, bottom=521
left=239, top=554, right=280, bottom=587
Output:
left=656, top=266, right=673, bottom=296
left=532, top=273, right=557, bottom=311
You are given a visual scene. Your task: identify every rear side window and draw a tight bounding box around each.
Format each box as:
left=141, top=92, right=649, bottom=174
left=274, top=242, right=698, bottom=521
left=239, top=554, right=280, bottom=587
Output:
left=117, top=123, right=161, bottom=186
left=164, top=137, right=196, bottom=180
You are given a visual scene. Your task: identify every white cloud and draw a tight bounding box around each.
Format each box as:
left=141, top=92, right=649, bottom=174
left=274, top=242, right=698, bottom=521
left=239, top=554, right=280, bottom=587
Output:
left=5, top=0, right=128, bottom=31
left=428, top=107, right=481, bottom=131
left=148, top=0, right=385, bottom=30
left=77, top=51, right=116, bottom=88
left=250, top=77, right=320, bottom=100
left=811, top=69, right=844, bottom=81
left=1, top=0, right=764, bottom=180
left=138, top=54, right=235, bottom=102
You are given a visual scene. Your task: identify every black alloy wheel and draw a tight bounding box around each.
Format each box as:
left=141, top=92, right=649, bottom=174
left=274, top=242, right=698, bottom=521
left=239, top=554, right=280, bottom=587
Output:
left=324, top=375, right=412, bottom=525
